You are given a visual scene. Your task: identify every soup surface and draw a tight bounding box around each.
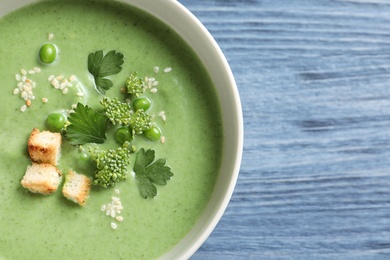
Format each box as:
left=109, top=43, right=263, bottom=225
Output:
left=0, top=0, right=223, bottom=259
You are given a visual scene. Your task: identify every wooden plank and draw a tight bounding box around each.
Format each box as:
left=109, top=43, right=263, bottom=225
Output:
left=180, top=0, right=390, bottom=259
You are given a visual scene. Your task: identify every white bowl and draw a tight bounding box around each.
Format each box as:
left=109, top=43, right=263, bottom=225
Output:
left=136, top=2, right=243, bottom=259
left=0, top=1, right=243, bottom=259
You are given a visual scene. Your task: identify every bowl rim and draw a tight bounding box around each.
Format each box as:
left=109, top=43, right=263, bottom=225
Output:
left=124, top=1, right=243, bottom=259
left=0, top=0, right=244, bottom=259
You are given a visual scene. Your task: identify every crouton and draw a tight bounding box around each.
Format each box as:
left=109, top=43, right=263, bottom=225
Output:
left=62, top=170, right=92, bottom=206
left=28, top=128, right=61, bottom=166
left=21, top=163, right=62, bottom=195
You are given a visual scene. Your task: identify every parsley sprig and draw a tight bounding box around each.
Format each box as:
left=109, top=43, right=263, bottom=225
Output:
left=88, top=50, right=124, bottom=94
left=63, top=50, right=174, bottom=199
left=134, top=148, right=173, bottom=199
left=65, top=103, right=108, bottom=145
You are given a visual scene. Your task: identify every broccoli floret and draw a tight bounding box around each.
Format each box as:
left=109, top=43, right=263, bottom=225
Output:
left=100, top=97, right=133, bottom=125
left=126, top=73, right=145, bottom=97
left=89, top=146, right=132, bottom=188
left=130, top=109, right=153, bottom=135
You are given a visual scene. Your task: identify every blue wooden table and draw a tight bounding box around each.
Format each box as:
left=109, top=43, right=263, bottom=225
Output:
left=181, top=0, right=390, bottom=259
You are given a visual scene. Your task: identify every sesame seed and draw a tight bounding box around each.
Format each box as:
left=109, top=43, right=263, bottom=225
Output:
left=110, top=211, right=116, bottom=218
left=164, top=67, right=172, bottom=73
left=48, top=33, right=54, bottom=41
left=48, top=75, right=55, bottom=81
left=20, top=105, right=26, bottom=112
left=101, top=192, right=125, bottom=230
left=160, top=136, right=166, bottom=144
left=21, top=76, right=26, bottom=82
left=23, top=85, right=30, bottom=92
left=15, top=74, right=21, bottom=81
left=69, top=75, right=76, bottom=82
left=28, top=70, right=35, bottom=75
left=150, top=88, right=158, bottom=93
left=152, top=81, right=159, bottom=87
left=26, top=100, right=31, bottom=107
left=60, top=82, right=67, bottom=90
left=111, top=222, right=118, bottom=230
left=56, top=75, right=64, bottom=81
left=76, top=92, right=84, bottom=97
left=21, top=91, right=28, bottom=100
left=13, top=88, right=20, bottom=95
left=154, top=66, right=160, bottom=73
left=52, top=81, right=60, bottom=89
left=34, top=67, right=41, bottom=73
left=42, top=97, right=48, bottom=103
left=51, top=79, right=58, bottom=85
left=62, top=88, right=69, bottom=94
left=158, top=111, right=167, bottom=122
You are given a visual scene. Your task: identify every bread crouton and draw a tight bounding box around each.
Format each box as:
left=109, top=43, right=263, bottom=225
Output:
left=28, top=128, right=61, bottom=166
left=62, top=170, right=92, bottom=206
left=21, top=163, right=62, bottom=194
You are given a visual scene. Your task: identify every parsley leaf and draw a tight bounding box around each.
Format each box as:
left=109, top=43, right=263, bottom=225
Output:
left=133, top=148, right=174, bottom=199
left=136, top=175, right=157, bottom=199
left=88, top=50, right=124, bottom=94
left=95, top=77, right=113, bottom=92
left=66, top=103, right=108, bottom=145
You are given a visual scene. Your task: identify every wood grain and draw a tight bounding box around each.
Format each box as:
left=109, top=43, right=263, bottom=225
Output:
left=180, top=0, right=390, bottom=259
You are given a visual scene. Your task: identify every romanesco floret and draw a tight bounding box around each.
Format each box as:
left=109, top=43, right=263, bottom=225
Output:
left=100, top=97, right=133, bottom=125
left=89, top=146, right=132, bottom=188
left=130, top=109, right=153, bottom=135
left=126, top=73, right=145, bottom=97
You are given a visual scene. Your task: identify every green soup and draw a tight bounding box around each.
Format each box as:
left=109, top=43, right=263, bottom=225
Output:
left=0, top=0, right=223, bottom=259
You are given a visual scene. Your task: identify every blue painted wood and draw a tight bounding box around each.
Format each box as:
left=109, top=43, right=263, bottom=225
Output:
left=179, top=0, right=390, bottom=259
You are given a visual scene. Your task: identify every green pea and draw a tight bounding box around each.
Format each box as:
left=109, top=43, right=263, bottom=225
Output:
left=39, top=43, right=57, bottom=64
left=46, top=113, right=66, bottom=132
left=115, top=127, right=133, bottom=145
left=133, top=97, right=151, bottom=111
left=144, top=126, right=161, bottom=141
left=78, top=153, right=89, bottom=162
